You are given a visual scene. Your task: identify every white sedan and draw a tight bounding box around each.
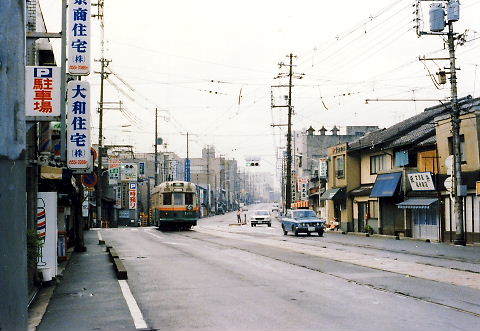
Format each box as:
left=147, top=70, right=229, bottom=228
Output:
left=251, top=210, right=272, bottom=227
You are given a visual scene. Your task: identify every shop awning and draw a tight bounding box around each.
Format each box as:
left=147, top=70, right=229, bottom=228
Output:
left=397, top=198, right=438, bottom=209
left=320, top=187, right=345, bottom=201
left=370, top=172, right=402, bottom=198
left=350, top=185, right=373, bottom=197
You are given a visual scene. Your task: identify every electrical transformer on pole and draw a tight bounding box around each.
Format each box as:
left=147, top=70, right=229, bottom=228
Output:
left=416, top=0, right=465, bottom=245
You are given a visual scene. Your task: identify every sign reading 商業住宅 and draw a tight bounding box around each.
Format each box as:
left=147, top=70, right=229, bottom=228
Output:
left=67, top=81, right=91, bottom=169
left=68, top=0, right=91, bottom=75
left=25, top=66, right=61, bottom=117
left=408, top=172, right=435, bottom=191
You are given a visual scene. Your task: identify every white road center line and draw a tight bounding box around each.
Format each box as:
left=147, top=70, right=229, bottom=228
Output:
left=118, top=280, right=148, bottom=330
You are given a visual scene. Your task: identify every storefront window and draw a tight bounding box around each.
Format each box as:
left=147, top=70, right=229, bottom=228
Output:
left=370, top=154, right=388, bottom=174
left=368, top=200, right=378, bottom=218
left=335, top=155, right=345, bottom=179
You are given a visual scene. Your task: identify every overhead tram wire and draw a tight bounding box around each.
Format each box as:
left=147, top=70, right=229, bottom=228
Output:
left=321, top=25, right=415, bottom=78
left=108, top=40, right=274, bottom=75
left=296, top=0, right=412, bottom=65
left=303, top=13, right=413, bottom=80
left=296, top=0, right=412, bottom=70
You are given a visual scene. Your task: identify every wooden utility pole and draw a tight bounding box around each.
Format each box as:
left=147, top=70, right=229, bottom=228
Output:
left=286, top=53, right=294, bottom=211
left=94, top=0, right=110, bottom=227
left=155, top=107, right=158, bottom=186
left=447, top=21, right=465, bottom=245
left=272, top=53, right=302, bottom=211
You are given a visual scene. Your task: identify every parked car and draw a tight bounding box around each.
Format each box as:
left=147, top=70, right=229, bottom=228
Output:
left=250, top=210, right=271, bottom=227
left=281, top=209, right=325, bottom=236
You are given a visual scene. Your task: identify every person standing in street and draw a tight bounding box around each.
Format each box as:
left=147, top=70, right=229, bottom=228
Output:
left=237, top=209, right=242, bottom=224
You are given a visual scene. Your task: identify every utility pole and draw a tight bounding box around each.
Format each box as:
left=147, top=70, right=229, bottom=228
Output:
left=286, top=53, right=293, bottom=210
left=95, top=57, right=110, bottom=227
left=155, top=107, right=158, bottom=186
left=0, top=1, right=27, bottom=330
left=447, top=21, right=465, bottom=245
left=415, top=0, right=465, bottom=245
left=94, top=0, right=110, bottom=228
left=272, top=53, right=303, bottom=211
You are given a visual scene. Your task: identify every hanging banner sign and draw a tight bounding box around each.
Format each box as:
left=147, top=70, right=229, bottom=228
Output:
left=68, top=0, right=91, bottom=75
left=319, top=158, right=328, bottom=178
left=129, top=183, right=137, bottom=210
left=298, top=177, right=309, bottom=200
left=67, top=80, right=91, bottom=169
left=114, top=186, right=122, bottom=209
left=25, top=66, right=61, bottom=117
left=408, top=172, right=435, bottom=191
left=108, top=159, right=121, bottom=184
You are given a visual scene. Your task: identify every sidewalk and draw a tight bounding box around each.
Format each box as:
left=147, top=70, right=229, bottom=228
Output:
left=32, top=230, right=136, bottom=331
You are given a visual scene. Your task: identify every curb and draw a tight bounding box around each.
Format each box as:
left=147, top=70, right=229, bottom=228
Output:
left=106, top=244, right=128, bottom=280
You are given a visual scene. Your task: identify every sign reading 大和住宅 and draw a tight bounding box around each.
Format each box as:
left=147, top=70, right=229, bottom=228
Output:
left=26, top=67, right=61, bottom=117
left=68, top=0, right=91, bottom=75
left=67, top=81, right=91, bottom=169
left=408, top=172, right=435, bottom=191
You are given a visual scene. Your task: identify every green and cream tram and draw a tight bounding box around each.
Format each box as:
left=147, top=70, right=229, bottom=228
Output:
left=151, top=181, right=200, bottom=230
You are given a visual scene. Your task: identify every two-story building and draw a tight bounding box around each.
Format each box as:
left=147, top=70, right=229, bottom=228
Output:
left=435, top=105, right=480, bottom=243
left=324, top=96, right=480, bottom=242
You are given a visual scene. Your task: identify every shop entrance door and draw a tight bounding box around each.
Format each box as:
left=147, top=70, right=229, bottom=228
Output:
left=357, top=202, right=366, bottom=233
left=412, top=207, right=439, bottom=241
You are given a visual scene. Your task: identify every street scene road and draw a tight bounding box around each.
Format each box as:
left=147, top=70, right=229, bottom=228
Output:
left=94, top=204, right=480, bottom=331
left=4, top=2, right=480, bottom=331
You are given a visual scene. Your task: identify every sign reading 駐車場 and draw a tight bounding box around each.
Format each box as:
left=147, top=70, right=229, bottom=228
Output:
left=25, top=66, right=61, bottom=117
left=67, top=81, right=91, bottom=169
left=68, top=0, right=91, bottom=75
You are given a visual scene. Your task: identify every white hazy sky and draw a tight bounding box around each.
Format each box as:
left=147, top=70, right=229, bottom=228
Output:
left=39, top=0, right=480, bottom=179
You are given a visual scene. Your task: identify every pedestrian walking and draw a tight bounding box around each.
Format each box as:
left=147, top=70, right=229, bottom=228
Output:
left=237, top=209, right=242, bottom=224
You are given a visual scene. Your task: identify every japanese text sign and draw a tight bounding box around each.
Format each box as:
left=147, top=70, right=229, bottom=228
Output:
left=67, top=81, right=91, bottom=169
left=121, top=163, right=138, bottom=182
left=129, top=183, right=137, bottom=210
left=408, top=172, right=435, bottom=191
left=25, top=66, right=61, bottom=117
left=68, top=0, right=91, bottom=75
left=108, top=159, right=121, bottom=184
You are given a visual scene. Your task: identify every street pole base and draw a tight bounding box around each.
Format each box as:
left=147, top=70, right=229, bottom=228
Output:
left=453, top=239, right=466, bottom=246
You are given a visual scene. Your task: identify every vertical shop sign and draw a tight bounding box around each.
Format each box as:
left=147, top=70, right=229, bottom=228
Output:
left=67, top=80, right=91, bottom=169
left=68, top=0, right=91, bottom=75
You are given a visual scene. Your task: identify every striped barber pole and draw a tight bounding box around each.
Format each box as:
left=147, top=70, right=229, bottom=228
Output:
left=37, top=199, right=47, bottom=239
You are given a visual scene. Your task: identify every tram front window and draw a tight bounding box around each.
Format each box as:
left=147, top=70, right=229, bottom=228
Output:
left=163, top=193, right=172, bottom=205
left=173, top=192, right=184, bottom=205
left=185, top=193, right=194, bottom=205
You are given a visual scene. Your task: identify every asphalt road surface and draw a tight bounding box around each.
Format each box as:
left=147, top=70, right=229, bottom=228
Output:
left=101, top=203, right=480, bottom=331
